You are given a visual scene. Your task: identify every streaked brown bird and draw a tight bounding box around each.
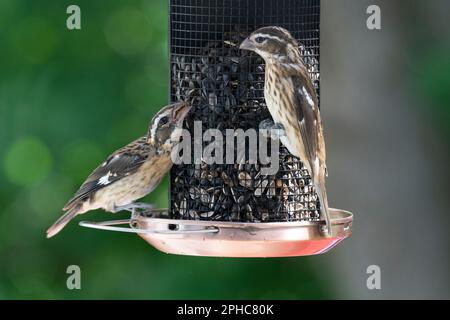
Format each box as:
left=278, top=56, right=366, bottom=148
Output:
left=47, top=102, right=191, bottom=238
left=240, top=26, right=331, bottom=235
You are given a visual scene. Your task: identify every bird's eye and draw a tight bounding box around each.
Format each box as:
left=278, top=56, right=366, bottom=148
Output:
left=255, top=36, right=265, bottom=44
left=159, top=116, right=169, bottom=126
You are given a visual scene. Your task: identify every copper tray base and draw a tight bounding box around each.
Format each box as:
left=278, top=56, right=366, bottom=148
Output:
left=80, top=208, right=353, bottom=257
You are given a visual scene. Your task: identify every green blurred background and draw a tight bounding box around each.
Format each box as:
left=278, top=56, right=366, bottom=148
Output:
left=0, top=0, right=449, bottom=299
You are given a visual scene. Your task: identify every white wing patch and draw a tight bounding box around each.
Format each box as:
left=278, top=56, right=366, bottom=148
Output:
left=314, top=157, right=320, bottom=175
left=98, top=172, right=112, bottom=185
left=302, top=86, right=315, bottom=108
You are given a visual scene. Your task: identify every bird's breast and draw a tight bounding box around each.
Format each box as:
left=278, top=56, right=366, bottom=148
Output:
left=91, top=155, right=173, bottom=210
left=138, top=155, right=173, bottom=192
left=264, top=68, right=308, bottom=161
left=264, top=70, right=295, bottom=124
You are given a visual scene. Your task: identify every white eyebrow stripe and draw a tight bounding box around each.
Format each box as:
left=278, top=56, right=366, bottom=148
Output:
left=150, top=111, right=170, bottom=140
left=254, top=33, right=285, bottom=43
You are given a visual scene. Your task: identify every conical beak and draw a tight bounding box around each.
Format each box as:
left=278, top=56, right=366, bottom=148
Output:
left=172, top=101, right=192, bottom=126
left=239, top=37, right=255, bottom=51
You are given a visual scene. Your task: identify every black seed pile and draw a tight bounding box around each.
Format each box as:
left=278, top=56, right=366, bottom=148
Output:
left=170, top=32, right=321, bottom=222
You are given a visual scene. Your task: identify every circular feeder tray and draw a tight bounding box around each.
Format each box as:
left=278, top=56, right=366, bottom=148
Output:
left=79, top=208, right=353, bottom=257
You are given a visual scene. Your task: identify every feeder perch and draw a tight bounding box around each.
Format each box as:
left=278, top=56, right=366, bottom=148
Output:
left=80, top=0, right=353, bottom=257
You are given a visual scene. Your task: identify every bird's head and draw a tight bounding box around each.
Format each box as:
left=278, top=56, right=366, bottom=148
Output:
left=147, top=101, right=191, bottom=149
left=240, top=26, right=300, bottom=63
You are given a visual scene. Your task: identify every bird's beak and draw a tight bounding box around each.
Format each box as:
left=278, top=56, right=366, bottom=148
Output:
left=239, top=37, right=255, bottom=51
left=172, top=102, right=192, bottom=126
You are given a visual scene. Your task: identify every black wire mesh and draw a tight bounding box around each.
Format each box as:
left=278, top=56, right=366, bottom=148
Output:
left=170, top=0, right=321, bottom=222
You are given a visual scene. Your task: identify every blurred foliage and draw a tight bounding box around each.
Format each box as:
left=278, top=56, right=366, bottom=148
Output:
left=401, top=1, right=450, bottom=142
left=0, top=0, right=329, bottom=299
left=409, top=45, right=450, bottom=141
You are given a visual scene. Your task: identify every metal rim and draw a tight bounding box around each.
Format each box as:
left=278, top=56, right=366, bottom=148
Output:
left=137, top=208, right=353, bottom=229
left=79, top=219, right=219, bottom=235
left=79, top=208, right=352, bottom=234
left=79, top=208, right=353, bottom=257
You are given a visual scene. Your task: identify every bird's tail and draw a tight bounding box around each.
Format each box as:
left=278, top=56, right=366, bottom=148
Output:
left=314, top=170, right=332, bottom=237
left=46, top=202, right=82, bottom=238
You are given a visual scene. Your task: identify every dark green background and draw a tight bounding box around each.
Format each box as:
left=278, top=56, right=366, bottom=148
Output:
left=0, top=0, right=449, bottom=299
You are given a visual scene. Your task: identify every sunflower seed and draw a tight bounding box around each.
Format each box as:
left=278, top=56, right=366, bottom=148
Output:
left=238, top=171, right=252, bottom=188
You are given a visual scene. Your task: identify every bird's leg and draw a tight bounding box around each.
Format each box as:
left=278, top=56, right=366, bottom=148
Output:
left=259, top=119, right=286, bottom=140
left=114, top=202, right=155, bottom=213
left=271, top=122, right=286, bottom=138
left=259, top=119, right=275, bottom=130
left=133, top=202, right=155, bottom=210
left=128, top=207, right=136, bottom=221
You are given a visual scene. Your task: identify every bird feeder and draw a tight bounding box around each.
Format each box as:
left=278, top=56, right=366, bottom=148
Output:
left=80, top=0, right=353, bottom=257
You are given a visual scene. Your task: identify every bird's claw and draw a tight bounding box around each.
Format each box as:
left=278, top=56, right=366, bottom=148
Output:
left=114, top=202, right=155, bottom=214
left=259, top=120, right=286, bottom=140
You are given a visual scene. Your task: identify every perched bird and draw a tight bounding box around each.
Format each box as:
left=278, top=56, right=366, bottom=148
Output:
left=47, top=101, right=191, bottom=238
left=240, top=26, right=331, bottom=235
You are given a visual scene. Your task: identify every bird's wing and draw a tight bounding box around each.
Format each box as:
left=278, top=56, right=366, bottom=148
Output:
left=63, top=136, right=153, bottom=209
left=291, top=72, right=322, bottom=166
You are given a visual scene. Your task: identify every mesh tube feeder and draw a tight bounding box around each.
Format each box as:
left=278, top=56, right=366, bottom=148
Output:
left=80, top=0, right=353, bottom=257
